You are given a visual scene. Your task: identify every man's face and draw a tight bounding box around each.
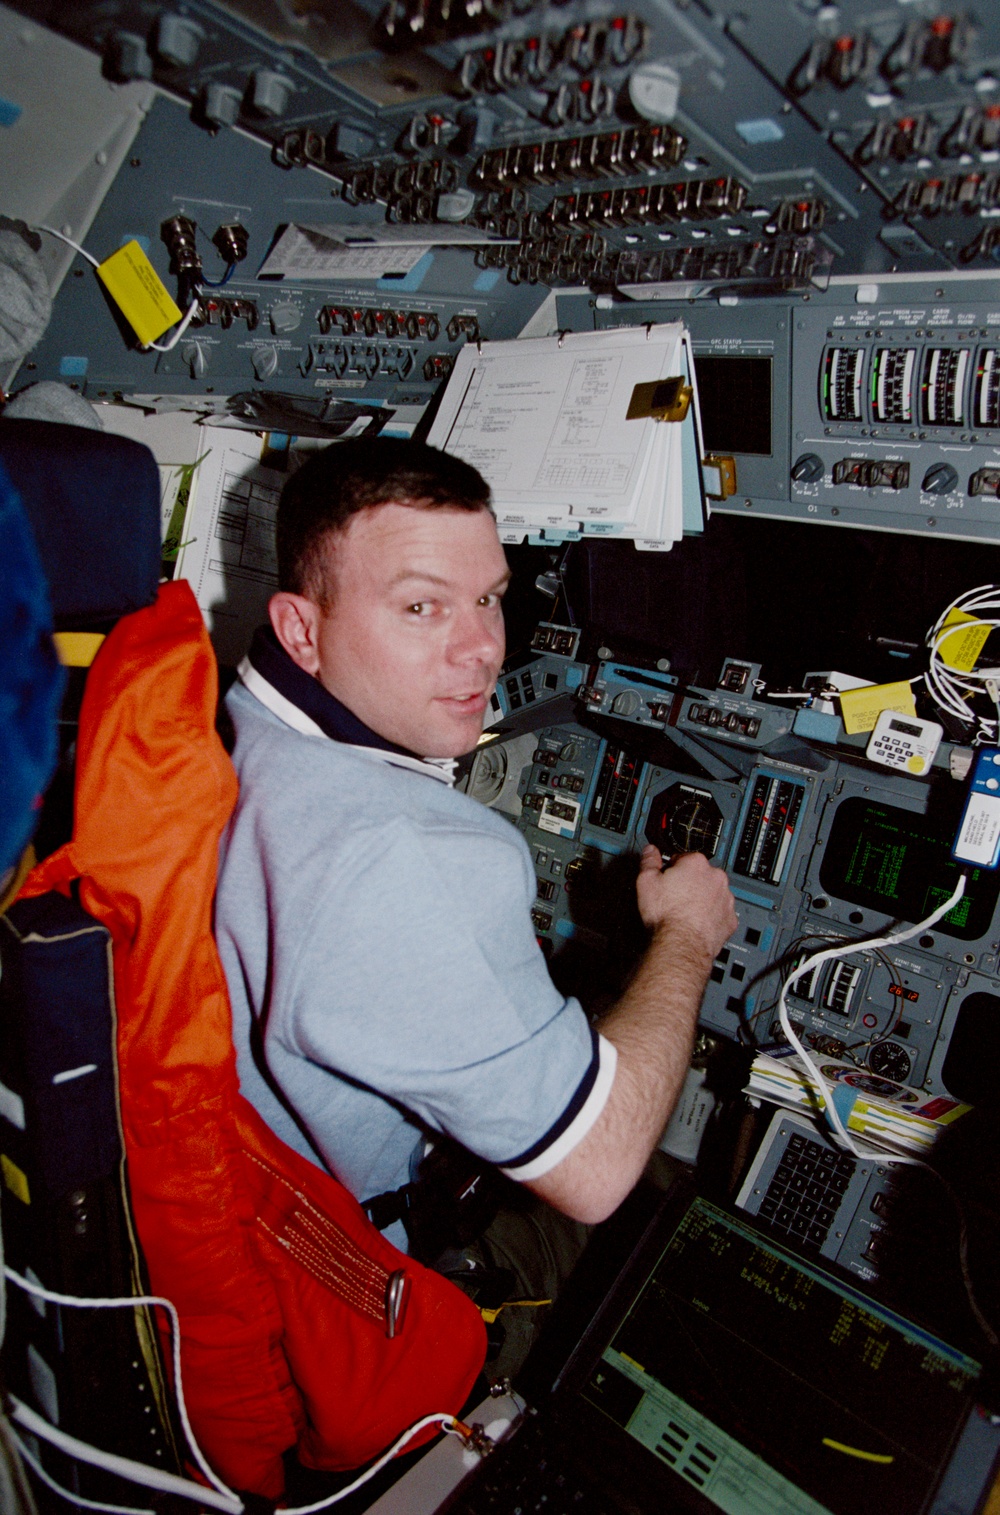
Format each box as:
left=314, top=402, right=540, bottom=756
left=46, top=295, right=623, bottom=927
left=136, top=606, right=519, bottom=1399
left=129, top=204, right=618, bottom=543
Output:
left=309, top=503, right=509, bottom=758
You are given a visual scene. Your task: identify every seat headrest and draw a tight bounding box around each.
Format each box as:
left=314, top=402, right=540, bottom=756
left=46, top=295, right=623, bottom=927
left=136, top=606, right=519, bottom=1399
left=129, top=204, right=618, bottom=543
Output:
left=0, top=418, right=161, bottom=629
left=0, top=458, right=64, bottom=874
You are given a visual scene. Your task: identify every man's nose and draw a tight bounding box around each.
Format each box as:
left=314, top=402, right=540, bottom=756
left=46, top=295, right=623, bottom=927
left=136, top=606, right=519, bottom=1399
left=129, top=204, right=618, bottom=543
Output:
left=450, top=605, right=504, bottom=664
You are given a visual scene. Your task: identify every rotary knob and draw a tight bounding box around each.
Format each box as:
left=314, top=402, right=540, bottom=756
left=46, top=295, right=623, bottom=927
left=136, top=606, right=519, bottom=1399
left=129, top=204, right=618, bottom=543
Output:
left=252, top=344, right=279, bottom=380
left=791, top=453, right=824, bottom=483
left=611, top=690, right=641, bottom=717
left=921, top=462, right=959, bottom=495
left=627, top=61, right=681, bottom=122
left=270, top=303, right=301, bottom=335
left=181, top=341, right=207, bottom=378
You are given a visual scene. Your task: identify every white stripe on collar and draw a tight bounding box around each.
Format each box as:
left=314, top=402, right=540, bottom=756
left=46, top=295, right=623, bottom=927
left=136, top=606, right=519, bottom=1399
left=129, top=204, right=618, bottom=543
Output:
left=238, top=658, right=457, bottom=786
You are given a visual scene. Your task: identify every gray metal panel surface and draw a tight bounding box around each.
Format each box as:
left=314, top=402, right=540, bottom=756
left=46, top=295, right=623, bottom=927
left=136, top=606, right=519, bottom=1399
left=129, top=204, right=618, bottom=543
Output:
left=21, top=92, right=546, bottom=406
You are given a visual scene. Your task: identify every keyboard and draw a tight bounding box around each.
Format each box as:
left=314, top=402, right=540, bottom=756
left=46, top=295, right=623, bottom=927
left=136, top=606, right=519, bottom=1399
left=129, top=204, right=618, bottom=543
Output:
left=737, top=1109, right=892, bottom=1283
left=754, top=1128, right=857, bottom=1250
left=442, top=1409, right=613, bottom=1515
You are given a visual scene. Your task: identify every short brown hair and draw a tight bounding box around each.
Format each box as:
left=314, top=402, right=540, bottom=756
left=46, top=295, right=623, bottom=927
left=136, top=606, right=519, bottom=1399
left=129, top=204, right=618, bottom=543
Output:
left=276, top=437, right=493, bottom=604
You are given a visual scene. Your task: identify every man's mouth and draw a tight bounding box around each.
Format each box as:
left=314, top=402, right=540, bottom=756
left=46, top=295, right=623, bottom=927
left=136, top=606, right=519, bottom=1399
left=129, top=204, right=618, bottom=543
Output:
left=439, top=691, right=488, bottom=710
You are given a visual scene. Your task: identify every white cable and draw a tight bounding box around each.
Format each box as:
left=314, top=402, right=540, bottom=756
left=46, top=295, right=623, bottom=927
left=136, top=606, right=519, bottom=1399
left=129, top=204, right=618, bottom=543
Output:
left=775, top=873, right=968, bottom=1165
left=283, top=1414, right=472, bottom=1515
left=142, top=299, right=200, bottom=353
left=4, top=1268, right=233, bottom=1500
left=8, top=1426, right=154, bottom=1515
left=35, top=225, right=101, bottom=269
left=4, top=1270, right=474, bottom=1514
left=7, top=1399, right=239, bottom=1513
left=8, top=1402, right=474, bottom=1515
left=923, top=586, right=1000, bottom=742
left=34, top=222, right=198, bottom=354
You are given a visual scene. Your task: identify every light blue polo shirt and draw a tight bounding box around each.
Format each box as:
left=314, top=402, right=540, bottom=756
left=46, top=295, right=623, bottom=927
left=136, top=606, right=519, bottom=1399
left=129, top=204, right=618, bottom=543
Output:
left=214, top=634, right=616, bottom=1235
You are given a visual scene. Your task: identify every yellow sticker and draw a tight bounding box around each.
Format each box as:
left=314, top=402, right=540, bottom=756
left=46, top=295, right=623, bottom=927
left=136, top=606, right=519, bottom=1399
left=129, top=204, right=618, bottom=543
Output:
left=53, top=631, right=105, bottom=668
left=937, top=607, right=991, bottom=674
left=839, top=680, right=917, bottom=735
left=96, top=240, right=183, bottom=347
left=1, top=1153, right=30, bottom=1205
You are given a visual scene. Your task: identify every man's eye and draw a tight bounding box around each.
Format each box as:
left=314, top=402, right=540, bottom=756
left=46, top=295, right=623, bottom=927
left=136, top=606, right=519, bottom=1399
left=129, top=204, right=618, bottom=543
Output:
left=406, top=601, right=433, bottom=616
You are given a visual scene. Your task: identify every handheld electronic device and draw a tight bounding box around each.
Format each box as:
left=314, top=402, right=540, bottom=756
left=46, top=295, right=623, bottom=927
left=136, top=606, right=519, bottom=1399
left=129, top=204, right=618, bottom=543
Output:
left=866, top=710, right=943, bottom=776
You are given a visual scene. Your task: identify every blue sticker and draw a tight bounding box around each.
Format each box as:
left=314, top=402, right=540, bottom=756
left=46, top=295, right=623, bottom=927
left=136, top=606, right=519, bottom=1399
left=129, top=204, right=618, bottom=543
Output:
left=735, top=118, right=784, bottom=145
left=830, top=1083, right=857, bottom=1125
left=59, top=356, right=89, bottom=378
left=473, top=269, right=501, bottom=292
left=120, top=234, right=150, bottom=253
left=377, top=251, right=434, bottom=292
left=0, top=96, right=22, bottom=128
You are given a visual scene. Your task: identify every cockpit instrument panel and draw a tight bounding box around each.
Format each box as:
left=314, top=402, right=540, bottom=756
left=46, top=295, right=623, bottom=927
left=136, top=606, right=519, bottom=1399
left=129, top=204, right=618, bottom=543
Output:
left=465, top=639, right=1000, bottom=1109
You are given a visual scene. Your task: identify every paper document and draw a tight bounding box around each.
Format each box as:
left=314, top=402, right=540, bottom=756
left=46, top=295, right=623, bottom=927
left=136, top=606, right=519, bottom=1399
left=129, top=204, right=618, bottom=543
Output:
left=427, top=323, right=704, bottom=550
left=174, top=429, right=291, bottom=667
left=259, top=221, right=518, bottom=280
left=744, top=1051, right=969, bottom=1156
left=94, top=402, right=211, bottom=569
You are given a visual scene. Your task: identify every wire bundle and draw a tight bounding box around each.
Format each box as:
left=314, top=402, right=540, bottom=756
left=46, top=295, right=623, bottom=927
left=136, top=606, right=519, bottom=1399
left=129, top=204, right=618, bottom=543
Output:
left=775, top=872, right=967, bottom=1168
left=924, top=584, right=1000, bottom=741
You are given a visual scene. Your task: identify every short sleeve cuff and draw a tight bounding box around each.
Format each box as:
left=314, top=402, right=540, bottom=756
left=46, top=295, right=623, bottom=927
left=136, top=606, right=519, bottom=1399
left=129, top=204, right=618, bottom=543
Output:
left=498, top=1030, right=617, bottom=1183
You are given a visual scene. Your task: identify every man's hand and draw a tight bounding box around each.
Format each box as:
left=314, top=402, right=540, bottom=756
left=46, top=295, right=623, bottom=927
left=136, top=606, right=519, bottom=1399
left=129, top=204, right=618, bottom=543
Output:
left=527, top=847, right=737, bottom=1225
left=636, top=845, right=738, bottom=964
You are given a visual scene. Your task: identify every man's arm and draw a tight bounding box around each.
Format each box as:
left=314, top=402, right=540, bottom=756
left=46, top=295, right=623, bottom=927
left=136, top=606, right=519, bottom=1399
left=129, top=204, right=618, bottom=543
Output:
left=527, top=847, right=737, bottom=1225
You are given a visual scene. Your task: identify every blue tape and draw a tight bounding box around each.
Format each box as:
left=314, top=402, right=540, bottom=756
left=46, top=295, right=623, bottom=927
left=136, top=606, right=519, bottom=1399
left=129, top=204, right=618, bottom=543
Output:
left=830, top=1082, right=857, bottom=1125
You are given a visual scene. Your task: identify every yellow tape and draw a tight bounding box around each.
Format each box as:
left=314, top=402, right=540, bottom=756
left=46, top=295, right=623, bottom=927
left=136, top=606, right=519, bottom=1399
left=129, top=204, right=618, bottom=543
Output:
left=839, top=680, right=917, bottom=735
left=53, top=631, right=105, bottom=668
left=1, top=1153, right=30, bottom=1205
left=0, top=844, right=34, bottom=918
left=822, top=1438, right=894, bottom=1464
left=938, top=607, right=992, bottom=674
left=479, top=1297, right=552, bottom=1325
left=97, top=240, right=182, bottom=347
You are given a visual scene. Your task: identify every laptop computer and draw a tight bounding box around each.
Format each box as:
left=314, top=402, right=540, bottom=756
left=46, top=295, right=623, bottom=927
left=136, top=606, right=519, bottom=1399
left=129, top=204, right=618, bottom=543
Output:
left=438, top=1180, right=1000, bottom=1515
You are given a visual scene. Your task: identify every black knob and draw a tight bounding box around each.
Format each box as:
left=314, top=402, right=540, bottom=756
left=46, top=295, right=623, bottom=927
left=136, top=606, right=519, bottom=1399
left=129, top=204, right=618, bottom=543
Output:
left=791, top=453, right=824, bottom=483
left=922, top=462, right=959, bottom=495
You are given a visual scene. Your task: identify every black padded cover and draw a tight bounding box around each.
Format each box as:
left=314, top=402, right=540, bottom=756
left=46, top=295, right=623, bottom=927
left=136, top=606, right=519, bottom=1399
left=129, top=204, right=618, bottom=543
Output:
left=0, top=418, right=160, bottom=627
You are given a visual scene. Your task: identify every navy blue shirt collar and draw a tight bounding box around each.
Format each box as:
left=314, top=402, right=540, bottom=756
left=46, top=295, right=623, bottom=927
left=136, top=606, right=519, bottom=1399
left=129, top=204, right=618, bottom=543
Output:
left=246, top=625, right=420, bottom=760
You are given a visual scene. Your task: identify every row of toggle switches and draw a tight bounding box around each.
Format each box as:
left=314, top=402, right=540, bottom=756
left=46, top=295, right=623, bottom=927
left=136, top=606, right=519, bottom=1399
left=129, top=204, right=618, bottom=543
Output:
left=687, top=703, right=761, bottom=738
left=472, top=122, right=687, bottom=188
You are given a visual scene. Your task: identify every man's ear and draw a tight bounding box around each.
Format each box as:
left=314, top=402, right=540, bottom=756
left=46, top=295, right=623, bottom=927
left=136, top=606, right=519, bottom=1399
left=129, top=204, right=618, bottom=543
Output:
left=269, top=591, right=323, bottom=676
